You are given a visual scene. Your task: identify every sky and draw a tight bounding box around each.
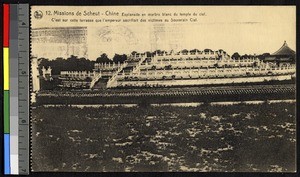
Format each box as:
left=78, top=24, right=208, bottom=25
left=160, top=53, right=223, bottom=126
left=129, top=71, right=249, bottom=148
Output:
left=31, top=6, right=296, bottom=60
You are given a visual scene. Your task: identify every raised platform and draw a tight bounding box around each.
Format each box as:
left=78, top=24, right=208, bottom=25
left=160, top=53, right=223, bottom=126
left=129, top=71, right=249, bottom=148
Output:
left=116, top=74, right=293, bottom=88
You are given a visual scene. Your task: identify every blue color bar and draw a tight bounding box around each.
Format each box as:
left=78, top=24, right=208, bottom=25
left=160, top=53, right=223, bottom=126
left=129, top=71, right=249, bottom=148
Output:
left=4, top=134, right=11, bottom=174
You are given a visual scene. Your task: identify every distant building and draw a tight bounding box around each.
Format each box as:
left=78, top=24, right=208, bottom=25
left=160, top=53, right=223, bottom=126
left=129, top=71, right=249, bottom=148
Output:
left=31, top=27, right=88, bottom=59
left=264, top=41, right=296, bottom=66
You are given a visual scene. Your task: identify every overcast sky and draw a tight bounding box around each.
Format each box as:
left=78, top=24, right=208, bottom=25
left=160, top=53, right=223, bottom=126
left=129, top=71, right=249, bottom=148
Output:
left=32, top=6, right=296, bottom=59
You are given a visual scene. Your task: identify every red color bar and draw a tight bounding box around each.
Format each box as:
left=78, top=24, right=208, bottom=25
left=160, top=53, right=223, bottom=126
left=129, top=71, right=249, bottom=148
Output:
left=3, top=4, right=10, bottom=47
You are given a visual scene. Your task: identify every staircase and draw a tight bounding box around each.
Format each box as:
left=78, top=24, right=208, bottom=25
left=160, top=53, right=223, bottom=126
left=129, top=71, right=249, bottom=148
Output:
left=93, top=77, right=109, bottom=89
left=106, top=62, right=128, bottom=88
left=89, top=72, right=102, bottom=89
left=118, top=55, right=147, bottom=77
left=105, top=55, right=148, bottom=88
left=131, top=55, right=147, bottom=74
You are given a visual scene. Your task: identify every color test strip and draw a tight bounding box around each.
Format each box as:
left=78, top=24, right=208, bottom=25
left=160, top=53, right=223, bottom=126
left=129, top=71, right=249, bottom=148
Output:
left=3, top=4, right=9, bottom=47
left=10, top=4, right=19, bottom=174
left=3, top=3, right=11, bottom=175
left=4, top=134, right=10, bottom=174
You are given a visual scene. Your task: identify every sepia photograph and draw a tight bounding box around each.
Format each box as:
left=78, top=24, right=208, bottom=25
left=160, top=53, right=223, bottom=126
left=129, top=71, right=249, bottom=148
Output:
left=30, top=6, right=296, bottom=172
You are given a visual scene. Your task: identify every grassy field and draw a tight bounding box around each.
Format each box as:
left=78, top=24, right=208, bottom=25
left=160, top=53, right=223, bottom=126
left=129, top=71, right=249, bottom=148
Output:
left=31, top=102, right=296, bottom=172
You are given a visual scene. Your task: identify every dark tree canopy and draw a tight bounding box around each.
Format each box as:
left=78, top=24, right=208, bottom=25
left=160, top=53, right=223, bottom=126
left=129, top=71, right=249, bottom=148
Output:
left=218, top=49, right=226, bottom=53
left=257, top=53, right=271, bottom=60
left=39, top=55, right=95, bottom=75
left=145, top=51, right=152, bottom=57
left=241, top=54, right=249, bottom=59
left=232, top=52, right=241, bottom=60
left=131, top=51, right=138, bottom=56
left=96, top=53, right=112, bottom=63
left=204, top=49, right=213, bottom=53
left=113, top=54, right=127, bottom=63
left=190, top=49, right=200, bottom=53
left=181, top=49, right=189, bottom=53
left=38, top=52, right=130, bottom=75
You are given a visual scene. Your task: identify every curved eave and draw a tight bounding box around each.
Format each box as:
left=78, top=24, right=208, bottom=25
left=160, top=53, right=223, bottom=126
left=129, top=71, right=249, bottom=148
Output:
left=272, top=41, right=296, bottom=56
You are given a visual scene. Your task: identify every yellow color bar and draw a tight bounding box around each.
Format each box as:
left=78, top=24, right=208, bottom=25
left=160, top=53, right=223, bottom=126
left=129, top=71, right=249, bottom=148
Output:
left=4, top=48, right=9, bottom=90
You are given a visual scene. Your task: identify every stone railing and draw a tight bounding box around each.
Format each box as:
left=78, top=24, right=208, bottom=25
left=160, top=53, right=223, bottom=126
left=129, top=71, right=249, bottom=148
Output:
left=106, top=62, right=128, bottom=88
left=89, top=72, right=102, bottom=89
left=119, top=65, right=295, bottom=80
left=130, top=56, right=147, bottom=74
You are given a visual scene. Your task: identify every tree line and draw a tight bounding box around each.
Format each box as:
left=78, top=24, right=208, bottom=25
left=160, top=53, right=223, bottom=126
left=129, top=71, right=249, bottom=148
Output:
left=232, top=52, right=271, bottom=60
left=39, top=54, right=128, bottom=75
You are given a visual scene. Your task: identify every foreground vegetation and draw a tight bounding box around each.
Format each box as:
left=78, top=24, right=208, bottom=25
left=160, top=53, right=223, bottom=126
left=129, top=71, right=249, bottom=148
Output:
left=32, top=102, right=296, bottom=172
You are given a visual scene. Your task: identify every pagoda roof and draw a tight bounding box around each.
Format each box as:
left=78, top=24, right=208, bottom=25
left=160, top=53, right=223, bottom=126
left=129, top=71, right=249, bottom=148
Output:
left=272, top=41, right=295, bottom=56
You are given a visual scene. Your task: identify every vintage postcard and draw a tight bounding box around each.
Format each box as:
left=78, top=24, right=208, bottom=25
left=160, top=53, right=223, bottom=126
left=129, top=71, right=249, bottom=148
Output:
left=30, top=6, right=296, bottom=172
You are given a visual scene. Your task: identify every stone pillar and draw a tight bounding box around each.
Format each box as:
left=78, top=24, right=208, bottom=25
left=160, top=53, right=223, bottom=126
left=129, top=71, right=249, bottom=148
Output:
left=42, top=66, right=46, bottom=78
left=32, top=57, right=40, bottom=92
left=48, top=66, right=52, bottom=77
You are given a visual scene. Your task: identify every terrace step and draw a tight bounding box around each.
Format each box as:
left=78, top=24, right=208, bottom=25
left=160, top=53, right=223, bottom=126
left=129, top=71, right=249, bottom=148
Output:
left=93, top=78, right=109, bottom=89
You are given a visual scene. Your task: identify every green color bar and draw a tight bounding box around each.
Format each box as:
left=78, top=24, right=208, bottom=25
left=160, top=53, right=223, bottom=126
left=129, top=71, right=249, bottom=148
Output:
left=4, top=90, right=10, bottom=133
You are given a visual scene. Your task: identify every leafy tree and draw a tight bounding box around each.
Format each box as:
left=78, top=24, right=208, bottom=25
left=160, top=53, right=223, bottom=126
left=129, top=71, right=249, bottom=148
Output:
left=257, top=53, right=271, bottom=60
left=39, top=55, right=95, bottom=75
left=181, top=49, right=188, bottom=54
left=112, top=54, right=127, bottom=63
left=145, top=51, right=152, bottom=57
left=96, top=53, right=112, bottom=63
left=232, top=52, right=241, bottom=60
left=131, top=51, right=138, bottom=56
left=204, top=49, right=213, bottom=53
left=190, top=49, right=200, bottom=53
left=241, top=54, right=249, bottom=59
left=218, top=49, right=225, bottom=53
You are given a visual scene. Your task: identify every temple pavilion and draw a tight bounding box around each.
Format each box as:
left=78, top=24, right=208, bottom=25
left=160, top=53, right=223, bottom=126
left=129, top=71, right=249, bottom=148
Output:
left=264, top=41, right=296, bottom=65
